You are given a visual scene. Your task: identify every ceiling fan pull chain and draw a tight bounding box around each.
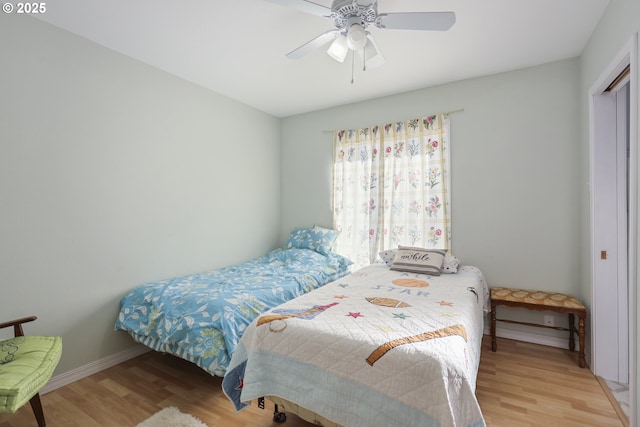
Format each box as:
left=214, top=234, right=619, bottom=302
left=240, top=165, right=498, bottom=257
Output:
left=351, top=50, right=355, bottom=84
left=363, top=47, right=367, bottom=72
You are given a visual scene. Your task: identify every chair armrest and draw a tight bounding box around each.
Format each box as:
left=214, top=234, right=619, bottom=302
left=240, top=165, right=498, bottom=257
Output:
left=0, top=316, right=37, bottom=337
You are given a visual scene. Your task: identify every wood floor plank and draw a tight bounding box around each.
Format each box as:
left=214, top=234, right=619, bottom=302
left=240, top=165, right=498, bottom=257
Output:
left=0, top=336, right=625, bottom=427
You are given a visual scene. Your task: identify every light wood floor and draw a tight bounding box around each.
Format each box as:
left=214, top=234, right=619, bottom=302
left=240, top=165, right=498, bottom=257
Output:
left=0, top=336, right=625, bottom=427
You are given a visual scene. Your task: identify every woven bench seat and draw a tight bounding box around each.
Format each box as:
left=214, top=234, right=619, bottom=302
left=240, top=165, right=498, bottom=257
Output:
left=490, top=287, right=587, bottom=368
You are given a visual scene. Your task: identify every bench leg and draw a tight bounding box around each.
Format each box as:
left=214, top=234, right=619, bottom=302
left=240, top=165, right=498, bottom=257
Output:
left=568, top=313, right=575, bottom=352
left=491, top=301, right=497, bottom=351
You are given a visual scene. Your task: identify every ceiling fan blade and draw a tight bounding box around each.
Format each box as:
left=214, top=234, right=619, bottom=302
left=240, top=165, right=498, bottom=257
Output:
left=377, top=11, right=456, bottom=31
left=286, top=29, right=341, bottom=59
left=263, top=0, right=332, bottom=17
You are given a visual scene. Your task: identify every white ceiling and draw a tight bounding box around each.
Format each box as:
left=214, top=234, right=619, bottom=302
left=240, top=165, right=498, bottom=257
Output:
left=35, top=0, right=610, bottom=118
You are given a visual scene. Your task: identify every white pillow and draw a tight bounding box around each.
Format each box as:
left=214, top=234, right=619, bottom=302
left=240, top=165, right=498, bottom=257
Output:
left=442, top=252, right=461, bottom=274
left=378, top=249, right=397, bottom=266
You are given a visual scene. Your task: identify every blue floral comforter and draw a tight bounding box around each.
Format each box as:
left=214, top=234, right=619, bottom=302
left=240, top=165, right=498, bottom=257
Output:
left=115, top=248, right=352, bottom=376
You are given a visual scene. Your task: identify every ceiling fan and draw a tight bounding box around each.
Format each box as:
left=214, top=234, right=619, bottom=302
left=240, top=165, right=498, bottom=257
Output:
left=264, top=0, right=456, bottom=69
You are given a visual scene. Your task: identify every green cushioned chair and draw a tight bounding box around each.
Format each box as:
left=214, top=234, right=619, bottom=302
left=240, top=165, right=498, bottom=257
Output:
left=0, top=316, right=62, bottom=427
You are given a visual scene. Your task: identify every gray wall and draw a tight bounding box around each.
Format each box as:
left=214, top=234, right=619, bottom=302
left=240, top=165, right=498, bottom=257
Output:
left=281, top=58, right=581, bottom=302
left=579, top=0, right=640, bottom=419
left=0, top=15, right=281, bottom=374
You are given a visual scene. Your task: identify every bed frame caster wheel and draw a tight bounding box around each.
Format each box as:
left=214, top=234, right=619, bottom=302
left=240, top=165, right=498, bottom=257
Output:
left=273, top=411, right=287, bottom=423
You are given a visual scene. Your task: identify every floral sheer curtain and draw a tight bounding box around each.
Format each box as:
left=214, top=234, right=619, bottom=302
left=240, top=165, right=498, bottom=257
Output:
left=332, top=114, right=450, bottom=269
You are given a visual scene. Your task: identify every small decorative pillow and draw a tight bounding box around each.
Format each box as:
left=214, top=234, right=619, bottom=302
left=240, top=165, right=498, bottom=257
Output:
left=378, top=249, right=397, bottom=266
left=442, top=252, right=461, bottom=274
left=390, top=246, right=446, bottom=276
left=284, top=225, right=340, bottom=256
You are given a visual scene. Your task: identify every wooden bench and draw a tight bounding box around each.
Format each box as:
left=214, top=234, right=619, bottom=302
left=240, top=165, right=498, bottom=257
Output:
left=490, top=287, right=587, bottom=368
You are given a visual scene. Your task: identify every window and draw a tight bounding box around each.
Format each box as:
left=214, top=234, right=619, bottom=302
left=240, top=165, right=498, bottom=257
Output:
left=332, top=114, right=450, bottom=269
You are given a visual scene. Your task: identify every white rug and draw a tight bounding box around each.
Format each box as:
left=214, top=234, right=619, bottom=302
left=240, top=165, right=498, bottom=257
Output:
left=136, top=407, right=210, bottom=427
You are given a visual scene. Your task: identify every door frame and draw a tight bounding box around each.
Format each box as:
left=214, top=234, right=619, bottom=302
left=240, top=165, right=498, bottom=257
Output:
left=589, top=32, right=637, bottom=426
left=591, top=79, right=628, bottom=381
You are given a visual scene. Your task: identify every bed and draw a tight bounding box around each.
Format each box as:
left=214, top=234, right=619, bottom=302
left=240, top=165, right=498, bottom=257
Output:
left=115, top=228, right=352, bottom=377
left=222, top=250, right=489, bottom=427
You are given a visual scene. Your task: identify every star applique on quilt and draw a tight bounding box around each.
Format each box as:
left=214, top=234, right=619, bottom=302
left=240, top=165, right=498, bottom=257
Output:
left=393, top=312, right=410, bottom=319
left=347, top=312, right=363, bottom=319
left=436, top=300, right=453, bottom=307
left=334, top=295, right=348, bottom=299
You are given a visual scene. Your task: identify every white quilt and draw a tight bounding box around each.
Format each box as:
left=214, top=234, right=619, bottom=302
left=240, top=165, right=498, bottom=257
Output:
left=223, top=264, right=489, bottom=427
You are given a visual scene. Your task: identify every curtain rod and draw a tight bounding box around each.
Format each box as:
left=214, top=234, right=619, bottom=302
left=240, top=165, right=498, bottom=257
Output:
left=321, top=108, right=464, bottom=133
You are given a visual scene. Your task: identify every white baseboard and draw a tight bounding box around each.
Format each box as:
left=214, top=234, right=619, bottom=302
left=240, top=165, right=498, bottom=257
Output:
left=42, top=345, right=149, bottom=394
left=39, top=329, right=574, bottom=396
left=484, top=325, right=569, bottom=349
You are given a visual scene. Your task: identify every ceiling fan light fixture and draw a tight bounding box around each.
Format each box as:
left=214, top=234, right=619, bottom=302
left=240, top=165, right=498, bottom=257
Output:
left=360, top=34, right=385, bottom=69
left=346, top=23, right=367, bottom=50
left=327, top=35, right=349, bottom=62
